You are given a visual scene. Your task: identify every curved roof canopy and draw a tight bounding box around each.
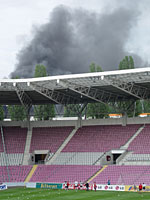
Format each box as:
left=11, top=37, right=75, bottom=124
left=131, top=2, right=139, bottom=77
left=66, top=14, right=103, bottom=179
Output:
left=0, top=68, right=150, bottom=109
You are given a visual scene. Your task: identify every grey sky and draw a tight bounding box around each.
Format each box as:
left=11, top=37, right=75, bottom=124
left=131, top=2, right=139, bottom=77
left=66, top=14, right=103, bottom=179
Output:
left=0, top=0, right=150, bottom=78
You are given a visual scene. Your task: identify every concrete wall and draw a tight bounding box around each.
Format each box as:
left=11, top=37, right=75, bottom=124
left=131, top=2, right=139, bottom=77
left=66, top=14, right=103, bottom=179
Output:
left=0, top=116, right=149, bottom=128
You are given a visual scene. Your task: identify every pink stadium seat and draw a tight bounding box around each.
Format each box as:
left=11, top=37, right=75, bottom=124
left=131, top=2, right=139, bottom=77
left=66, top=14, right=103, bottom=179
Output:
left=30, top=165, right=101, bottom=183
left=90, top=165, right=150, bottom=185
left=30, top=127, right=74, bottom=153
left=0, top=166, right=32, bottom=182
left=63, top=125, right=140, bottom=152
left=128, top=124, right=150, bottom=154
left=0, top=127, right=27, bottom=153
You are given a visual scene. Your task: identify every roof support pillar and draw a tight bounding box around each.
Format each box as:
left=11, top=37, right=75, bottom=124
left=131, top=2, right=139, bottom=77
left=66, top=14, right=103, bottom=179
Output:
left=15, top=84, right=32, bottom=116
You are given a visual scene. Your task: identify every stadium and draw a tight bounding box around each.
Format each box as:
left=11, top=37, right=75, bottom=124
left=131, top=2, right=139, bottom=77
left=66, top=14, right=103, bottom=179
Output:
left=0, top=67, right=150, bottom=199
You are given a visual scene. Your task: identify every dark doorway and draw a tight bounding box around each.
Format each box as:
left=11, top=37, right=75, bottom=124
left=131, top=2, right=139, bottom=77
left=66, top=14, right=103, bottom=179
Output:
left=35, top=154, right=47, bottom=164
left=113, top=153, right=121, bottom=164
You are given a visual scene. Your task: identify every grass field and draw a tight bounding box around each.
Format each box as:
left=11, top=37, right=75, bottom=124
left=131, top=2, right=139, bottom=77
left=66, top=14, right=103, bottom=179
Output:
left=0, top=188, right=150, bottom=200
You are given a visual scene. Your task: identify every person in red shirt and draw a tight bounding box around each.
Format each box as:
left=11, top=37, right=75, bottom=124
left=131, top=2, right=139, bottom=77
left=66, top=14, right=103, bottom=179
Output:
left=67, top=181, right=69, bottom=190
left=139, top=183, right=142, bottom=192
left=94, top=182, right=97, bottom=192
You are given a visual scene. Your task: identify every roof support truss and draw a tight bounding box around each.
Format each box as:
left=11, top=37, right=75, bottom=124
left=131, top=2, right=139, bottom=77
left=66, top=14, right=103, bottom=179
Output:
left=107, top=77, right=149, bottom=99
left=59, top=80, right=126, bottom=107
left=15, top=84, right=32, bottom=113
left=30, top=83, right=80, bottom=105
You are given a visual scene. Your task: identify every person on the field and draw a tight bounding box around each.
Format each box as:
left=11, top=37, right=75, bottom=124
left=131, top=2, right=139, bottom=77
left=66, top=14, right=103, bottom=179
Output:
left=67, top=181, right=69, bottom=190
left=143, top=183, right=146, bottom=191
left=80, top=181, right=83, bottom=190
left=133, top=184, right=137, bottom=191
left=139, top=183, right=142, bottom=191
left=74, top=181, right=78, bottom=191
left=85, top=182, right=89, bottom=191
left=64, top=181, right=67, bottom=190
left=94, top=182, right=97, bottom=192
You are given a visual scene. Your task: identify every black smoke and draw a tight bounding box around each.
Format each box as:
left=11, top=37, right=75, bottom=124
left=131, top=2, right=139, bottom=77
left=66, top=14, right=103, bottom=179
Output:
left=11, top=5, right=142, bottom=78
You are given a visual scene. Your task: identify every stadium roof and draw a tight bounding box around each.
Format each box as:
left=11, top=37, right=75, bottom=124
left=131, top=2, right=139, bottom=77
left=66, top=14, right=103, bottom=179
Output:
left=0, top=67, right=150, bottom=110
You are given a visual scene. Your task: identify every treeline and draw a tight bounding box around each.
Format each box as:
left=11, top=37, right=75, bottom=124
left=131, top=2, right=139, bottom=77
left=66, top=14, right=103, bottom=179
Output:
left=0, top=56, right=149, bottom=121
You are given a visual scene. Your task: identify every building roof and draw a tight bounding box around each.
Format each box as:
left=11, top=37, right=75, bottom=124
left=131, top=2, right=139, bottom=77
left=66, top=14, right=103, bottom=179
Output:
left=0, top=67, right=150, bottom=105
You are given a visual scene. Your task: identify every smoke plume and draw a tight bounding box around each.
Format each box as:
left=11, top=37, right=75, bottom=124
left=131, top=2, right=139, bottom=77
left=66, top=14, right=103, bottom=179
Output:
left=11, top=5, right=142, bottom=78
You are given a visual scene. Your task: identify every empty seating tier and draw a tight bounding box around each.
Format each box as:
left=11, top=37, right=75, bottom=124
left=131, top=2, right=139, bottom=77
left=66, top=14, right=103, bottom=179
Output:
left=30, top=127, right=74, bottom=153
left=30, top=165, right=101, bottom=183
left=128, top=124, right=150, bottom=154
left=0, top=166, right=32, bottom=182
left=1, top=127, right=27, bottom=154
left=63, top=125, right=140, bottom=152
left=90, top=165, right=150, bottom=185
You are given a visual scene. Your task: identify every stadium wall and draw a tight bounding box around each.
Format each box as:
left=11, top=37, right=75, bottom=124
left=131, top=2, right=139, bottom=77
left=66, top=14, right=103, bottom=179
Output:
left=0, top=117, right=149, bottom=128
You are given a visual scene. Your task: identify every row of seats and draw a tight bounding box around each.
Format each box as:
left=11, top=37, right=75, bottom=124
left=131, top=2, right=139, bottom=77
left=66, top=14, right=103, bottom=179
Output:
left=128, top=124, right=150, bottom=154
left=0, top=166, right=32, bottom=182
left=1, top=164, right=150, bottom=185
left=30, top=165, right=101, bottom=183
left=62, top=125, right=140, bottom=152
left=52, top=152, right=103, bottom=165
left=30, top=127, right=74, bottom=153
left=126, top=154, right=150, bottom=161
left=90, top=165, right=150, bottom=185
left=0, top=153, right=23, bottom=166
left=0, top=124, right=150, bottom=167
left=0, top=127, right=27, bottom=153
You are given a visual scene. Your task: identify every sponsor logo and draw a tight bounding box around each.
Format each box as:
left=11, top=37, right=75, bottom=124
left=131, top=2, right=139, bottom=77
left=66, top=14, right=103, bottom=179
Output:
left=0, top=185, right=7, bottom=190
left=115, top=186, right=119, bottom=190
left=105, top=186, right=108, bottom=190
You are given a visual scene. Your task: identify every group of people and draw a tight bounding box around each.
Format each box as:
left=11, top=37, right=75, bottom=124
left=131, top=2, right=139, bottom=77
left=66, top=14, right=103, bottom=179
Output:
left=74, top=181, right=83, bottom=190
left=133, top=183, right=146, bottom=192
left=64, top=181, right=97, bottom=191
left=138, top=183, right=146, bottom=191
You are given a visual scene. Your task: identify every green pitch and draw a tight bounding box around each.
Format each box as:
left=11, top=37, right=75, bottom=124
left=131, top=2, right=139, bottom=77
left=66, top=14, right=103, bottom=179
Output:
left=0, top=188, right=150, bottom=200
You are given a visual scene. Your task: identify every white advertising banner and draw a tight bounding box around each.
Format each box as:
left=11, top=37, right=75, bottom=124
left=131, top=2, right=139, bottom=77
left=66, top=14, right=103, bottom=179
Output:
left=0, top=184, right=7, bottom=190
left=96, top=184, right=125, bottom=191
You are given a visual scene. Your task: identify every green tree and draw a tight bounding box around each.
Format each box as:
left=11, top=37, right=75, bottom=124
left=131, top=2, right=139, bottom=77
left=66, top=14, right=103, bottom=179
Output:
left=119, top=56, right=134, bottom=70
left=34, top=64, right=47, bottom=77
left=64, top=104, right=83, bottom=117
left=0, top=106, right=4, bottom=121
left=86, top=63, right=109, bottom=119
left=34, top=64, right=55, bottom=120
left=8, top=105, right=26, bottom=121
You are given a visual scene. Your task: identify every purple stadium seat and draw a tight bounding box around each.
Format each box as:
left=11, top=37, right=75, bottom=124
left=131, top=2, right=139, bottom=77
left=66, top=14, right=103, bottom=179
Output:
left=30, top=127, right=74, bottom=153
left=63, top=125, right=140, bottom=152
left=30, top=165, right=101, bottom=183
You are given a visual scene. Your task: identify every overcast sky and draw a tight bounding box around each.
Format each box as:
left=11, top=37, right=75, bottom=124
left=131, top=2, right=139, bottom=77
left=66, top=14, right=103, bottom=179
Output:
left=0, top=0, right=150, bottom=78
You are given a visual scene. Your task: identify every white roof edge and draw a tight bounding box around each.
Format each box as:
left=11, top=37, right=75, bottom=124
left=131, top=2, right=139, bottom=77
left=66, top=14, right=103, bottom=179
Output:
left=0, top=67, right=150, bottom=83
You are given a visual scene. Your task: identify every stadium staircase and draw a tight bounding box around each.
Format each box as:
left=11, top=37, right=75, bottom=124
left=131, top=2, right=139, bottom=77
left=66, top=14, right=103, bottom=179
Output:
left=24, top=165, right=38, bottom=182
left=118, top=125, right=145, bottom=165
left=23, top=129, right=32, bottom=165
left=87, top=165, right=107, bottom=183
left=46, top=127, right=78, bottom=165
left=120, top=125, right=144, bottom=150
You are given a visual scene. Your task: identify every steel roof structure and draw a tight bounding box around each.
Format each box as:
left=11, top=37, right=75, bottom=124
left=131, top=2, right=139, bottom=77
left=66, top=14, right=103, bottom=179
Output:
left=0, top=67, right=150, bottom=112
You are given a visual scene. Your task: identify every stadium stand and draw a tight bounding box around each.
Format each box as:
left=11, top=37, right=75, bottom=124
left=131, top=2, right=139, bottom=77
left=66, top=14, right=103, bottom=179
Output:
left=30, top=165, right=101, bottom=183
left=30, top=127, right=74, bottom=153
left=62, top=125, right=140, bottom=152
left=0, top=127, right=27, bottom=153
left=0, top=166, right=32, bottom=182
left=90, top=165, right=150, bottom=185
left=0, top=153, right=23, bottom=166
left=52, top=152, right=103, bottom=165
left=0, top=127, right=27, bottom=166
left=0, top=123, right=150, bottom=185
left=128, top=124, right=150, bottom=154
